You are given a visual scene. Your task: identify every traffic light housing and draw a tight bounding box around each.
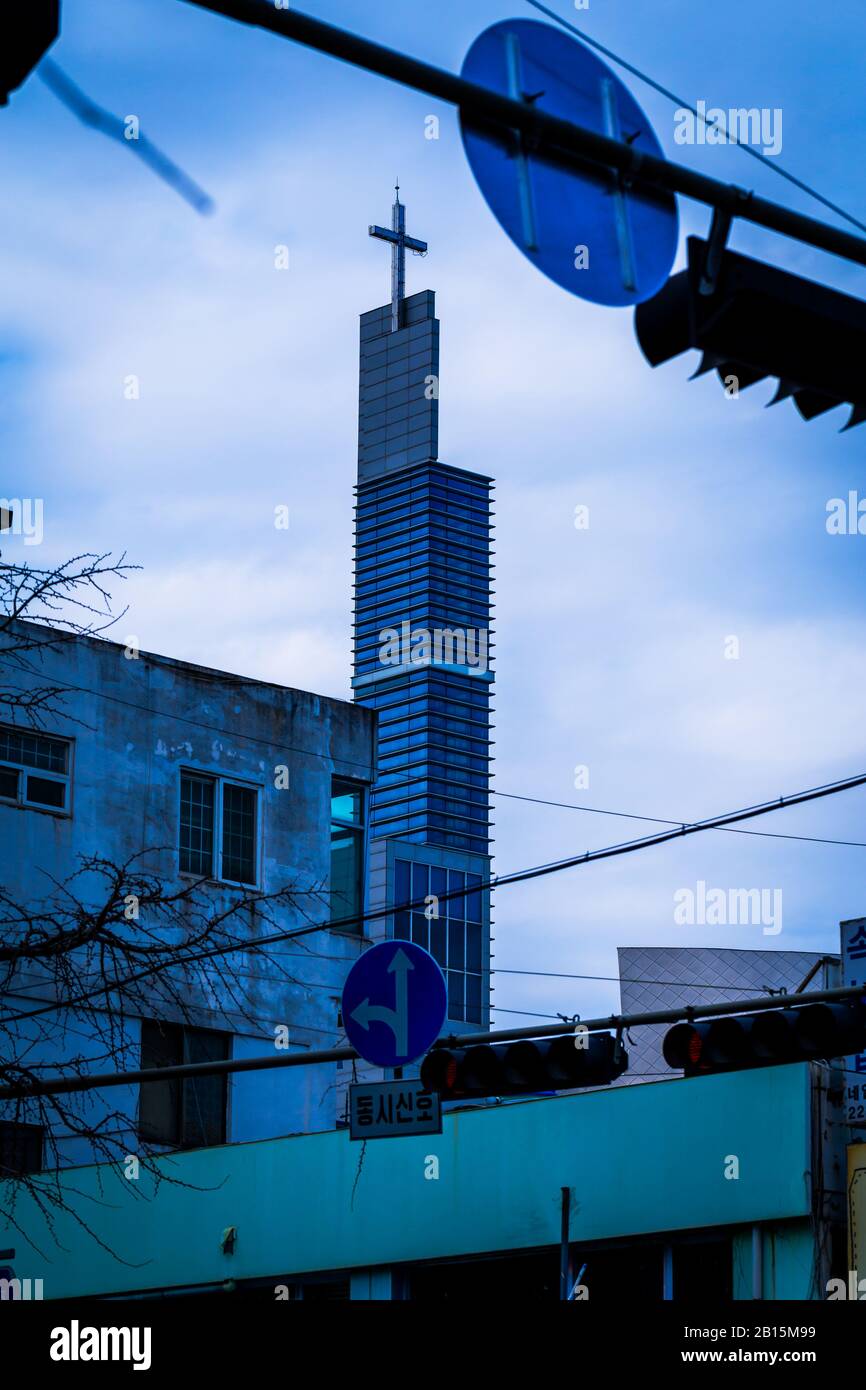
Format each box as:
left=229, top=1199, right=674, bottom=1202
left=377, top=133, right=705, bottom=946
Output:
left=635, top=236, right=866, bottom=430
left=662, top=1000, right=866, bottom=1078
left=420, top=1030, right=627, bottom=1101
left=2, top=3, right=60, bottom=105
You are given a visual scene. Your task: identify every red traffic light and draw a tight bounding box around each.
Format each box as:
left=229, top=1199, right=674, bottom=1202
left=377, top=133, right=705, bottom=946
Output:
left=420, top=1032, right=627, bottom=1100
left=663, top=1000, right=866, bottom=1077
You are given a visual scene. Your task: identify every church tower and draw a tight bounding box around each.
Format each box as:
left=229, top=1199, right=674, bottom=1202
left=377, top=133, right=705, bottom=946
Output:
left=352, top=188, right=493, bottom=1034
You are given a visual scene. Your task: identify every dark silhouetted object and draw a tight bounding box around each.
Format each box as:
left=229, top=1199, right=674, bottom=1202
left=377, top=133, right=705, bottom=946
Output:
left=421, top=1030, right=627, bottom=1100
left=662, top=999, right=866, bottom=1077
left=0, top=1120, right=43, bottom=1176
left=635, top=236, right=866, bottom=430
left=38, top=60, right=215, bottom=215
left=1, top=2, right=59, bottom=104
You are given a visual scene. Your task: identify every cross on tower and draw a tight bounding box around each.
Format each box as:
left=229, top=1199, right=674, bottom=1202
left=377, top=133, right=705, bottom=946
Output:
left=368, top=183, right=428, bottom=333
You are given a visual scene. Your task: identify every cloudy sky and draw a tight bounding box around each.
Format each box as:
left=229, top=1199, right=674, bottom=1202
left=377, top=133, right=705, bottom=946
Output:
left=3, top=0, right=866, bottom=1026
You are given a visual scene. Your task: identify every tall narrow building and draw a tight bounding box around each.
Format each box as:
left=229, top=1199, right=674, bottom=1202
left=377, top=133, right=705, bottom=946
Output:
left=352, top=189, right=493, bottom=1032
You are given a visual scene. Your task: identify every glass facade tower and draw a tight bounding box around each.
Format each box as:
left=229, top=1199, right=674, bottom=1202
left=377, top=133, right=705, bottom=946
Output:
left=352, top=202, right=493, bottom=1029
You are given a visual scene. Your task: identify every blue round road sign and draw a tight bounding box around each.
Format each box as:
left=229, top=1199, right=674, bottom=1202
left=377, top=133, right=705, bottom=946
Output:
left=342, top=940, right=447, bottom=1069
left=460, top=19, right=678, bottom=307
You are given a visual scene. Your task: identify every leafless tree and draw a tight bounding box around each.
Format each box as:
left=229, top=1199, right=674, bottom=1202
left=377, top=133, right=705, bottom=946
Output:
left=0, top=851, right=327, bottom=1263
left=0, top=550, right=137, bottom=726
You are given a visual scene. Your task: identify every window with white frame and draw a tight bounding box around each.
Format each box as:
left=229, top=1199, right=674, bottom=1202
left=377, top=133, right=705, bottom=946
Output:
left=179, top=771, right=259, bottom=886
left=0, top=726, right=71, bottom=813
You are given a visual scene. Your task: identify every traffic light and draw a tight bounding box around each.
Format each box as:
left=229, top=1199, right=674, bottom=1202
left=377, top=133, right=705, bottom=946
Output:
left=420, top=1030, right=627, bottom=1101
left=634, top=236, right=866, bottom=430
left=662, top=1000, right=866, bottom=1078
left=2, top=3, right=60, bottom=105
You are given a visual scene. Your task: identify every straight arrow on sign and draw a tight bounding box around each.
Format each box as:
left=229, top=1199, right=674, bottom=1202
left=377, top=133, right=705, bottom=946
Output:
left=350, top=947, right=414, bottom=1055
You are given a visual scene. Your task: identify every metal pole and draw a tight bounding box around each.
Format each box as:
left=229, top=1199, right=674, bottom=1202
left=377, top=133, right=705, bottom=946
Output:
left=1, top=984, right=860, bottom=1100
left=560, top=1186, right=570, bottom=1301
left=752, top=1225, right=763, bottom=1299
left=662, top=1245, right=674, bottom=1301
left=436, top=982, right=865, bottom=1047
left=180, top=0, right=866, bottom=269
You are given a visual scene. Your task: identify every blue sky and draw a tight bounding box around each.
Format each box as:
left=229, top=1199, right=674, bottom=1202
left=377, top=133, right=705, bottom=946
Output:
left=3, top=0, right=866, bottom=1026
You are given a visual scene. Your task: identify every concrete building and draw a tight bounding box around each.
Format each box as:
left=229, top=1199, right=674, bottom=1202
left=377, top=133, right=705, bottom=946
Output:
left=0, top=621, right=377, bottom=1168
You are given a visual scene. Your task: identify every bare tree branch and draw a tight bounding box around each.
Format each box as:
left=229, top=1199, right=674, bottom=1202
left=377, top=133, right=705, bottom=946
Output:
left=0, top=550, right=139, bottom=726
left=0, top=552, right=332, bottom=1261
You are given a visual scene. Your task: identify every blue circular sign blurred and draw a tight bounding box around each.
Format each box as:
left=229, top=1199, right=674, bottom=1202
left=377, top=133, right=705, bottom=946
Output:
left=342, top=939, right=447, bottom=1068
left=460, top=19, right=678, bottom=306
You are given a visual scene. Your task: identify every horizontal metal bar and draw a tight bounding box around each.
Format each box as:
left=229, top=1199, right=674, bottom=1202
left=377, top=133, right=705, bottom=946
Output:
left=437, top=983, right=862, bottom=1047
left=0, top=1046, right=353, bottom=1100
left=181, top=0, right=866, bottom=269
left=2, top=985, right=858, bottom=1101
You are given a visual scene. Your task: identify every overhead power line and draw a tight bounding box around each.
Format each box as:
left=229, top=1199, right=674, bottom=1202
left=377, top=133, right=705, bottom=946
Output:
left=6, top=767, right=866, bottom=1026
left=493, top=788, right=866, bottom=850
left=13, top=673, right=866, bottom=850
left=1, top=983, right=859, bottom=1101
left=7, top=953, right=816, bottom=1048
left=223, top=934, right=811, bottom=998
left=10, top=666, right=866, bottom=850
left=526, top=0, right=866, bottom=235
left=376, top=777, right=866, bottom=851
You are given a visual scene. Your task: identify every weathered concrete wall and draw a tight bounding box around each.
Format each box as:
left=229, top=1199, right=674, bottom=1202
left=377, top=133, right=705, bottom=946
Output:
left=0, top=623, right=377, bottom=1154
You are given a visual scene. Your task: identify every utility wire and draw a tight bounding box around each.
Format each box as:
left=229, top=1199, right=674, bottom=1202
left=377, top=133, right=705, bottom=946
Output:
left=526, top=0, right=866, bottom=235
left=257, top=940, right=802, bottom=995
left=7, top=663, right=866, bottom=850
left=492, top=788, right=866, bottom=850
left=12, top=668, right=862, bottom=851
left=10, top=951, right=807, bottom=1001
left=6, top=767, right=866, bottom=1025
left=381, top=776, right=866, bottom=850
left=5, top=955, right=810, bottom=1048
